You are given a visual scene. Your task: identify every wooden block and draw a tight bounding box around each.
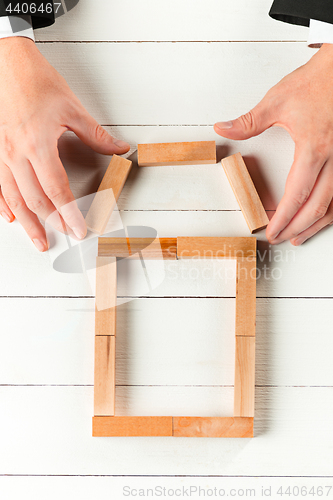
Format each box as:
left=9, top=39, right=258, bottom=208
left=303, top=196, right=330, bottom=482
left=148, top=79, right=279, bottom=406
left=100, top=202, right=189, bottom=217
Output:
left=173, top=417, right=253, bottom=438
left=234, top=336, right=255, bottom=417
left=95, top=256, right=117, bottom=336
left=85, top=155, right=132, bottom=235
left=138, top=141, right=216, bottom=166
left=177, top=237, right=256, bottom=259
left=92, top=416, right=173, bottom=437
left=222, top=153, right=269, bottom=233
left=98, top=237, right=177, bottom=260
left=236, top=257, right=256, bottom=337
left=94, top=336, right=116, bottom=416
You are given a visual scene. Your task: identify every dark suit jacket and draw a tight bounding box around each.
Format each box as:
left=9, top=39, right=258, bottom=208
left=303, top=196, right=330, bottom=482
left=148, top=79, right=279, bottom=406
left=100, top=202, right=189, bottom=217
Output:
left=270, top=0, right=333, bottom=27
left=0, top=1, right=55, bottom=29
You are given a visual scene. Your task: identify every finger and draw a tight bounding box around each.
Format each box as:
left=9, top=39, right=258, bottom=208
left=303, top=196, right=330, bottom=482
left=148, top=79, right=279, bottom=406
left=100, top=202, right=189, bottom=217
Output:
left=0, top=163, right=48, bottom=252
left=270, top=158, right=333, bottom=244
left=290, top=200, right=333, bottom=246
left=0, top=185, right=15, bottom=223
left=9, top=157, right=73, bottom=235
left=214, top=96, right=275, bottom=140
left=29, top=146, right=87, bottom=239
left=266, top=147, right=325, bottom=242
left=67, top=103, right=130, bottom=155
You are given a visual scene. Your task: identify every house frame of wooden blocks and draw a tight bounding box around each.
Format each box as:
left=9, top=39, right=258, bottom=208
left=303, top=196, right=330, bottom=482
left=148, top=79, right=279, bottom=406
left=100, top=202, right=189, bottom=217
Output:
left=93, top=236, right=256, bottom=438
left=86, top=140, right=265, bottom=437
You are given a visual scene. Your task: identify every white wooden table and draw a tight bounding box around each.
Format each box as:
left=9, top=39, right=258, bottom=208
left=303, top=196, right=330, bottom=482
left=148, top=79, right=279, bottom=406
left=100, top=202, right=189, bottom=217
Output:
left=1, top=1, right=333, bottom=497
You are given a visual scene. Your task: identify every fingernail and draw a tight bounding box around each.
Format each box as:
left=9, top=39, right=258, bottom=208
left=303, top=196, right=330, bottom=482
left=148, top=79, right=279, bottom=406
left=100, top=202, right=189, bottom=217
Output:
left=33, top=238, right=46, bottom=252
left=72, top=226, right=86, bottom=240
left=267, top=232, right=279, bottom=241
left=1, top=211, right=12, bottom=223
left=215, top=121, right=233, bottom=130
left=293, top=237, right=306, bottom=246
left=114, top=139, right=130, bottom=149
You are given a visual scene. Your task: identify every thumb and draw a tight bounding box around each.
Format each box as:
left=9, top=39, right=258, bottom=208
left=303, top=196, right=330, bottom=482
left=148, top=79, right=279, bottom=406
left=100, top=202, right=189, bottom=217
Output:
left=214, top=99, right=274, bottom=141
left=68, top=107, right=130, bottom=155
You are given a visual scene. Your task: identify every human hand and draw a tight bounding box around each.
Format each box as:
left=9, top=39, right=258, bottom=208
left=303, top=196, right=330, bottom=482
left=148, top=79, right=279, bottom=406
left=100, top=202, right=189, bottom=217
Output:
left=0, top=37, right=130, bottom=252
left=214, top=43, right=333, bottom=246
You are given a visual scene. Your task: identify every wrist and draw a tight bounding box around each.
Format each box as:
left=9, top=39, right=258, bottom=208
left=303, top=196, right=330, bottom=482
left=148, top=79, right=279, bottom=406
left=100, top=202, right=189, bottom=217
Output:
left=0, top=35, right=35, bottom=53
left=310, top=42, right=333, bottom=68
left=0, top=36, right=38, bottom=73
left=318, top=43, right=333, bottom=57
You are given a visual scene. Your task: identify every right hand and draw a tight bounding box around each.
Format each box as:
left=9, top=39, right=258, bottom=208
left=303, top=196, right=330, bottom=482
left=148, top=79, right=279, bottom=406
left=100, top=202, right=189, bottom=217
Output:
left=0, top=36, right=130, bottom=252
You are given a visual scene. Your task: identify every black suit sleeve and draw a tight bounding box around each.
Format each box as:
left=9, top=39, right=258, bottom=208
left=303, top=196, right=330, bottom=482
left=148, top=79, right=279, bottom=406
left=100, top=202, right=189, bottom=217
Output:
left=0, top=1, right=55, bottom=30
left=269, top=0, right=333, bottom=27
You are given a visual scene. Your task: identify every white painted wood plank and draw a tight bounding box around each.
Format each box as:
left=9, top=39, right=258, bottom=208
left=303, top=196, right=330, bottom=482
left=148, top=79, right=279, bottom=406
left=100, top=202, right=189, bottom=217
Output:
left=1, top=298, right=333, bottom=387
left=37, top=43, right=312, bottom=125
left=35, top=0, right=308, bottom=42
left=0, top=298, right=236, bottom=387
left=0, top=386, right=332, bottom=475
left=0, top=476, right=331, bottom=500
left=61, top=126, right=293, bottom=211
left=1, top=210, right=333, bottom=297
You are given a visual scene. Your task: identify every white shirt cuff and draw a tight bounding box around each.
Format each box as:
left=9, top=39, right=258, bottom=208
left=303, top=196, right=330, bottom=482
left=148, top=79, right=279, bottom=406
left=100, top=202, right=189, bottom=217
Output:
left=308, top=19, right=333, bottom=48
left=0, top=15, right=34, bottom=41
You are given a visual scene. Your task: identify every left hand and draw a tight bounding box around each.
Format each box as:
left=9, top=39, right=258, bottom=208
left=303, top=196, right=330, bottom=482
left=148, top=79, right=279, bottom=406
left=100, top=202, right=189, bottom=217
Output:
left=214, top=43, right=333, bottom=246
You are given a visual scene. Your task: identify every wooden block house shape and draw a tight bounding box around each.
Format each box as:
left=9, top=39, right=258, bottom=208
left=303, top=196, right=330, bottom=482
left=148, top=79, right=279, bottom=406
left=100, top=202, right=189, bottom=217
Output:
left=93, top=236, right=256, bottom=438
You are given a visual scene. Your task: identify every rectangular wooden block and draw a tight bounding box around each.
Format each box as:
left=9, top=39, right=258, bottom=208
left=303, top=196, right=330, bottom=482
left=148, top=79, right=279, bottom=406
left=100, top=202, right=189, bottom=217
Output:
left=236, top=257, right=256, bottom=337
left=234, top=336, right=256, bottom=417
left=98, top=237, right=177, bottom=260
left=92, top=416, right=173, bottom=437
left=222, top=153, right=269, bottom=233
left=85, top=154, right=132, bottom=235
left=95, top=256, right=117, bottom=336
left=94, top=336, right=116, bottom=416
left=177, top=237, right=256, bottom=259
left=138, top=141, right=216, bottom=166
left=173, top=417, right=253, bottom=438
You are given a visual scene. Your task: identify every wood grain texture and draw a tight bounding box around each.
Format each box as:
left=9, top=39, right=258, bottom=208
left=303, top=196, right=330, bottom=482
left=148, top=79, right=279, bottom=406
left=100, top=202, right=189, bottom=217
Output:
left=138, top=141, right=216, bottom=166
left=177, top=237, right=256, bottom=259
left=222, top=153, right=269, bottom=233
left=236, top=257, right=257, bottom=337
left=94, top=336, right=116, bottom=417
left=234, top=336, right=256, bottom=417
left=95, top=257, right=117, bottom=336
left=173, top=417, right=253, bottom=438
left=98, top=238, right=177, bottom=260
left=85, top=155, right=132, bottom=235
left=92, top=416, right=173, bottom=437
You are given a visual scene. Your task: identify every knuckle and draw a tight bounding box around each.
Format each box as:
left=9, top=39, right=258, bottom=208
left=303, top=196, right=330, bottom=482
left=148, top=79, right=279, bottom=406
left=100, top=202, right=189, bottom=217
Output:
left=44, top=184, right=68, bottom=204
left=313, top=204, right=328, bottom=220
left=291, top=189, right=311, bottom=208
left=25, top=197, right=45, bottom=214
left=93, top=124, right=109, bottom=143
left=239, top=111, right=255, bottom=132
left=1, top=135, right=15, bottom=162
left=25, top=138, right=39, bottom=157
left=5, top=196, right=24, bottom=212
